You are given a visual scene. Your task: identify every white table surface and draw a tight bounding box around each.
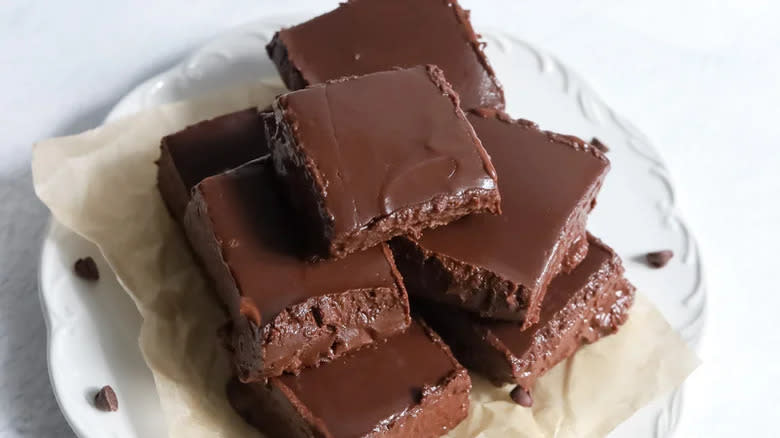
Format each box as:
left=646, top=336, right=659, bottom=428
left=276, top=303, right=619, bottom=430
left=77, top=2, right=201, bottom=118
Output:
left=1, top=1, right=778, bottom=437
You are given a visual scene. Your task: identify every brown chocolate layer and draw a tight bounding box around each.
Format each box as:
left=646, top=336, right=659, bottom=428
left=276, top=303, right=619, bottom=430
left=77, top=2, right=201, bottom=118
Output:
left=227, top=321, right=471, bottom=438
left=416, top=234, right=635, bottom=395
left=392, top=108, right=609, bottom=326
left=266, top=0, right=504, bottom=110
left=184, top=158, right=410, bottom=380
left=157, top=108, right=268, bottom=219
left=267, top=66, right=500, bottom=259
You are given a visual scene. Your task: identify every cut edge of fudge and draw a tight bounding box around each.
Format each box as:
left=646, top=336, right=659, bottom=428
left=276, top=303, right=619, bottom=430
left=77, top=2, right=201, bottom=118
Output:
left=415, top=234, right=635, bottom=396
left=266, top=30, right=307, bottom=91
left=183, top=157, right=411, bottom=381
left=390, top=212, right=593, bottom=327
left=226, top=319, right=471, bottom=438
left=226, top=253, right=412, bottom=381
left=265, top=0, right=505, bottom=110
left=267, top=65, right=501, bottom=260
left=391, top=234, right=529, bottom=321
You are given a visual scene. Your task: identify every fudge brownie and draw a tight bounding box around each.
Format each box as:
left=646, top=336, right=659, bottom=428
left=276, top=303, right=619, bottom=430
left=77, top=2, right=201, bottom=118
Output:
left=157, top=108, right=268, bottom=219
left=416, top=235, right=635, bottom=403
left=267, top=66, right=501, bottom=259
left=184, top=157, right=410, bottom=380
left=266, top=0, right=504, bottom=110
left=391, top=108, right=609, bottom=326
left=227, top=321, right=471, bottom=438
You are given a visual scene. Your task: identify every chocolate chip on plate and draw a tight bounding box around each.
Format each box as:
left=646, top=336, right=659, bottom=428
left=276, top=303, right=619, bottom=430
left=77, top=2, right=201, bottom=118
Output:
left=510, top=385, right=533, bottom=407
left=74, top=257, right=99, bottom=281
left=94, top=385, right=118, bottom=412
left=590, top=137, right=610, bottom=153
left=646, top=250, right=674, bottom=268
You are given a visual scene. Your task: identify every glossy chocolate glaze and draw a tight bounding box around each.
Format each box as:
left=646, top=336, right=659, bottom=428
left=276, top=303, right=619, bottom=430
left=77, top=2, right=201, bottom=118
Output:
left=185, top=158, right=410, bottom=378
left=417, top=235, right=635, bottom=394
left=157, top=108, right=268, bottom=219
left=194, top=160, right=398, bottom=321
left=269, top=66, right=500, bottom=258
left=398, top=108, right=609, bottom=324
left=228, top=321, right=471, bottom=438
left=280, top=322, right=459, bottom=437
left=421, top=109, right=608, bottom=288
left=266, top=0, right=504, bottom=110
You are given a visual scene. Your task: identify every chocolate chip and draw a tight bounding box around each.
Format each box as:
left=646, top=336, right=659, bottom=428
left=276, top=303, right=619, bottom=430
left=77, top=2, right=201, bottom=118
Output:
left=646, top=250, right=674, bottom=268
left=590, top=137, right=610, bottom=153
left=510, top=385, right=533, bottom=407
left=94, top=385, right=118, bottom=412
left=74, top=257, right=99, bottom=281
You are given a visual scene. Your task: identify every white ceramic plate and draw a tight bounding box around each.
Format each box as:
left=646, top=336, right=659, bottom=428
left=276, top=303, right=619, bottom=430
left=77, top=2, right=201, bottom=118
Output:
left=39, top=14, right=706, bottom=438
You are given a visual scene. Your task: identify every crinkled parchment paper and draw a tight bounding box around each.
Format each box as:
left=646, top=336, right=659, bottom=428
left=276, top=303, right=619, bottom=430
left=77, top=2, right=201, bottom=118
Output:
left=32, top=80, right=698, bottom=438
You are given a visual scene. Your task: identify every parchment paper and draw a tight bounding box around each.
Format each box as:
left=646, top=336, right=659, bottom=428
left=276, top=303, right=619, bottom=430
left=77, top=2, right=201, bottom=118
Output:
left=32, top=80, right=698, bottom=438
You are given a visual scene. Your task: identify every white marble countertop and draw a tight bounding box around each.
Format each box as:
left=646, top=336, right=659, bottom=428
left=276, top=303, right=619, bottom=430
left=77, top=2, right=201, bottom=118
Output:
left=1, top=1, right=778, bottom=436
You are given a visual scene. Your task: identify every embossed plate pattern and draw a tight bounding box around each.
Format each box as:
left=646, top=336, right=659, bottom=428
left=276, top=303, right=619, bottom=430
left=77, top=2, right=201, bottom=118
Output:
left=39, top=15, right=705, bottom=438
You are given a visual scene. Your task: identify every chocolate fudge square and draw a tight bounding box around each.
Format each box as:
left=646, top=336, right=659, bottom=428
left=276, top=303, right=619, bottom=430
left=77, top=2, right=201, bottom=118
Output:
left=266, top=0, right=504, bottom=110
left=157, top=108, right=268, bottom=219
left=416, top=234, right=635, bottom=402
left=267, top=66, right=501, bottom=259
left=392, top=109, right=609, bottom=326
left=227, top=321, right=471, bottom=438
left=184, top=157, right=410, bottom=380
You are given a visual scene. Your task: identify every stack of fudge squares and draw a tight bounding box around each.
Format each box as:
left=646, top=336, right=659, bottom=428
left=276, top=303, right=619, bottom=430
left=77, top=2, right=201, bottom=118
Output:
left=157, top=0, right=636, bottom=437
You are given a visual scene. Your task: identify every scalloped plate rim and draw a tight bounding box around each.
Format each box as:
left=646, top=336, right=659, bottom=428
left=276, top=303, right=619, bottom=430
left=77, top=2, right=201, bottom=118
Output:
left=38, top=221, right=91, bottom=438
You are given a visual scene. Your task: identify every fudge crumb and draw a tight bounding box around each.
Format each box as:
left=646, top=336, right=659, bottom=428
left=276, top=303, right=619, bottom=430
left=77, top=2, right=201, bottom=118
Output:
left=510, top=385, right=533, bottom=407
left=74, top=257, right=99, bottom=281
left=646, top=250, right=674, bottom=268
left=590, top=137, right=610, bottom=153
left=94, top=385, right=118, bottom=412
left=239, top=296, right=262, bottom=326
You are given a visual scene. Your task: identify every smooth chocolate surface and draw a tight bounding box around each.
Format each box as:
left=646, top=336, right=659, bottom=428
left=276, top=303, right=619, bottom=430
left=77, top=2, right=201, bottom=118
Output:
left=184, top=158, right=410, bottom=380
left=227, top=321, right=471, bottom=438
left=268, top=65, right=500, bottom=259
left=392, top=108, right=609, bottom=325
left=416, top=235, right=635, bottom=395
left=266, top=0, right=504, bottom=110
left=157, top=108, right=268, bottom=219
